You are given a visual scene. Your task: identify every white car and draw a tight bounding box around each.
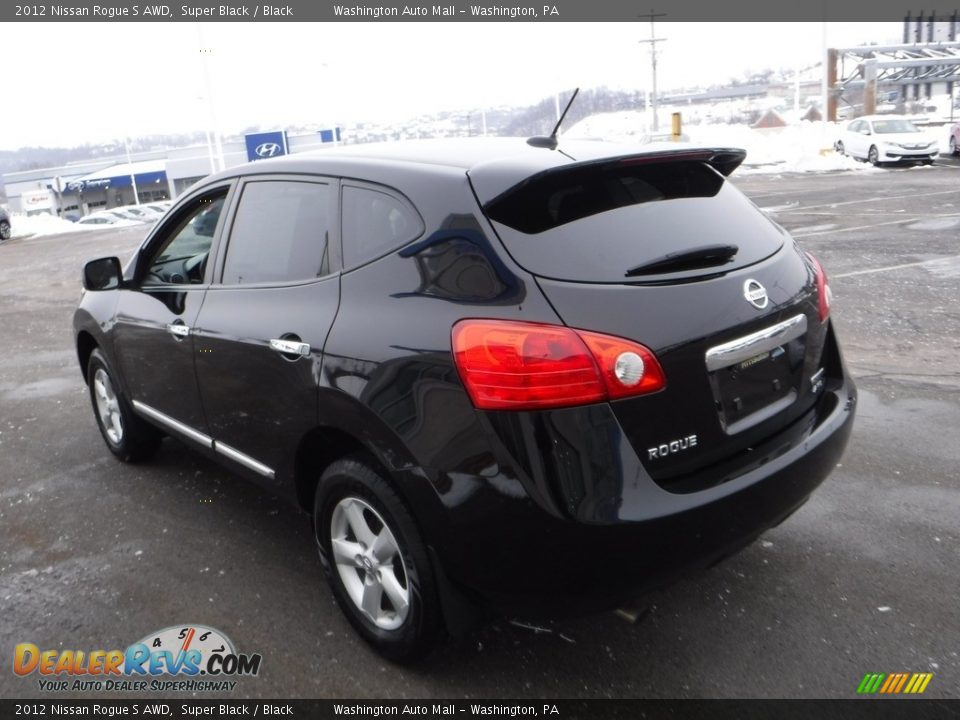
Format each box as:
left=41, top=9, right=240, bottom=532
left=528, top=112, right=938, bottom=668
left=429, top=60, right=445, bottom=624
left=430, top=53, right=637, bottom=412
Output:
left=112, top=204, right=164, bottom=222
left=142, top=203, right=172, bottom=217
left=76, top=212, right=141, bottom=228
left=836, top=116, right=938, bottom=165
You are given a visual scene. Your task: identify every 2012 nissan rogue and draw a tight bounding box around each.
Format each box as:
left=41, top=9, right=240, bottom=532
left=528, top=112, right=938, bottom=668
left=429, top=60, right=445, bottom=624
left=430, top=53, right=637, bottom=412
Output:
left=73, top=138, right=856, bottom=660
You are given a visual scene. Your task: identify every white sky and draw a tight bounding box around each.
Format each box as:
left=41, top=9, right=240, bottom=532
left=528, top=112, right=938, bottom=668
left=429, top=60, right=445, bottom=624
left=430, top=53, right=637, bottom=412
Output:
left=5, top=22, right=901, bottom=150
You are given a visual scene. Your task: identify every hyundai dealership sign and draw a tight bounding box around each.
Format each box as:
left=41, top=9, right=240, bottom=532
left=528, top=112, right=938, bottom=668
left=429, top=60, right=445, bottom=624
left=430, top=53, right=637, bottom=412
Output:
left=245, top=131, right=289, bottom=162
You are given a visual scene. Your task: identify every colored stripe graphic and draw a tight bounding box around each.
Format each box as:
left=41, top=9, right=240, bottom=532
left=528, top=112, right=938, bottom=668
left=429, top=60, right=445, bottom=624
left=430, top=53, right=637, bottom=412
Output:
left=906, top=673, right=933, bottom=694
left=857, top=672, right=932, bottom=694
left=893, top=674, right=909, bottom=693
left=880, top=674, right=898, bottom=693
left=857, top=673, right=885, bottom=694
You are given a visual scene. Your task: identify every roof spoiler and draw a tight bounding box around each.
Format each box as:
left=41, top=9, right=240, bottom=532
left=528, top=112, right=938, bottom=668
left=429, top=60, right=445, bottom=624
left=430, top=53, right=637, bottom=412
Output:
left=611, top=147, right=747, bottom=177
left=473, top=145, right=749, bottom=209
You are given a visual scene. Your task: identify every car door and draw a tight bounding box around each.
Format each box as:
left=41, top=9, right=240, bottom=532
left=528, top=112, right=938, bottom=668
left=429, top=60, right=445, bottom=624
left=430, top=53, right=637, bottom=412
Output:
left=192, top=176, right=340, bottom=489
left=111, top=184, right=232, bottom=447
left=856, top=120, right=874, bottom=158
left=845, top=120, right=863, bottom=157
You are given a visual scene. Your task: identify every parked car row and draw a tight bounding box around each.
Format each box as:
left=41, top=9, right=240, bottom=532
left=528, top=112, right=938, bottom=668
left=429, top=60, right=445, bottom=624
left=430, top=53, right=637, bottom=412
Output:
left=76, top=202, right=171, bottom=228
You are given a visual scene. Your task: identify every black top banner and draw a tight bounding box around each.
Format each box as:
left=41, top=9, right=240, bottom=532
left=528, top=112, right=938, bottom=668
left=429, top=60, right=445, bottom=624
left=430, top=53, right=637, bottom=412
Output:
left=4, top=0, right=957, bottom=22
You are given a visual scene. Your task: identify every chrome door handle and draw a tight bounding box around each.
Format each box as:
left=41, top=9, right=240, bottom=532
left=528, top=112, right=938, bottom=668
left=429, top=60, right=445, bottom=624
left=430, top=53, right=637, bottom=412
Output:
left=269, top=338, right=310, bottom=357
left=166, top=322, right=191, bottom=338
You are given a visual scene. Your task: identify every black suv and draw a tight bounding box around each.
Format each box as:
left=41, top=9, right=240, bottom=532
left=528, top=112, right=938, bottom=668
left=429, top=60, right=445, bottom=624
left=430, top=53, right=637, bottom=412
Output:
left=74, top=139, right=856, bottom=660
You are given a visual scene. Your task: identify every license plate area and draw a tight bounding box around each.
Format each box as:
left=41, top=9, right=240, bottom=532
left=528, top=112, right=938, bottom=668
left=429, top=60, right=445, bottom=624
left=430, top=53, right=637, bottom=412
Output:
left=705, top=314, right=808, bottom=435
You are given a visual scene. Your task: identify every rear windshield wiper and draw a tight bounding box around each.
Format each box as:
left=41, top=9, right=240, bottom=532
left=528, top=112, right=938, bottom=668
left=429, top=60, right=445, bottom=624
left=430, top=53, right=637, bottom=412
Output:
left=625, top=244, right=739, bottom=277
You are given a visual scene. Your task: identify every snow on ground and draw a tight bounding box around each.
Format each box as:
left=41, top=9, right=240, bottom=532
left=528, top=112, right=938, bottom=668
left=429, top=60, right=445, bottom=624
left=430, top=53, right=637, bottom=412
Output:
left=7, top=213, right=94, bottom=239
left=566, top=109, right=950, bottom=175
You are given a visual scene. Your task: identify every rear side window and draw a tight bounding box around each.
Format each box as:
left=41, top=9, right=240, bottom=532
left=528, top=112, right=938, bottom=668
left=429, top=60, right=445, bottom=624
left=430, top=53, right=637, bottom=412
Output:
left=482, top=160, right=786, bottom=284
left=341, top=185, right=423, bottom=269
left=222, top=180, right=333, bottom=285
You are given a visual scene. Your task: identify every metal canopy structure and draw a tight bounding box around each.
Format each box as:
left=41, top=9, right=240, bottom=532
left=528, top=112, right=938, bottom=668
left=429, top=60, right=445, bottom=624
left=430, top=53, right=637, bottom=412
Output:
left=826, top=42, right=960, bottom=120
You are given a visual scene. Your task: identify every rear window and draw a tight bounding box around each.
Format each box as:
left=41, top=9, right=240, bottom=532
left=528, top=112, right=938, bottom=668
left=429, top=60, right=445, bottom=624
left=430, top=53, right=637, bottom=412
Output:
left=482, top=161, right=786, bottom=283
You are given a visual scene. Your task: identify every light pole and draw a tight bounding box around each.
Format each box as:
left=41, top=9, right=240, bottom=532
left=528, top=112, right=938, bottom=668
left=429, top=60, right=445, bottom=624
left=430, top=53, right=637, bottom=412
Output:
left=638, top=10, right=666, bottom=132
left=123, top=137, right=140, bottom=206
left=197, top=25, right=225, bottom=172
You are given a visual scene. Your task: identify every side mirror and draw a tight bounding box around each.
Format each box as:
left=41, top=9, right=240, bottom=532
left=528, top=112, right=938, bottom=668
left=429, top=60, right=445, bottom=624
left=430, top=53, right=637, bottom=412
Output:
left=82, top=257, right=123, bottom=291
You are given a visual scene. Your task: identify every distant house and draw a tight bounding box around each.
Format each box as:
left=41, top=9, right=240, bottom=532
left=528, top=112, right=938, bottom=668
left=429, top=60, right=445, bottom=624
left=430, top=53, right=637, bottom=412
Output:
left=752, top=109, right=787, bottom=129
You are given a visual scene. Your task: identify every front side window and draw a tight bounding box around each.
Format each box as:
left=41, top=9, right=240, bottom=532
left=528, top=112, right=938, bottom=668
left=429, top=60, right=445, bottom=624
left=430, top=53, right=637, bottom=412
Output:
left=221, top=180, right=333, bottom=285
left=142, top=190, right=227, bottom=285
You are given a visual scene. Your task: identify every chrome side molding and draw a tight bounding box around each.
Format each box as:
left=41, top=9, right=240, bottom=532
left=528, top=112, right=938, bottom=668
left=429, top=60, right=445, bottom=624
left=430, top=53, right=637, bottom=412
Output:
left=132, top=400, right=213, bottom=448
left=214, top=441, right=275, bottom=480
left=131, top=400, right=275, bottom=480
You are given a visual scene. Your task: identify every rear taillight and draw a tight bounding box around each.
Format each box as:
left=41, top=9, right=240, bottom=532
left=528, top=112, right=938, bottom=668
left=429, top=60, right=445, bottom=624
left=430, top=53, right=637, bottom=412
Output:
left=806, top=252, right=832, bottom=322
left=451, top=319, right=666, bottom=410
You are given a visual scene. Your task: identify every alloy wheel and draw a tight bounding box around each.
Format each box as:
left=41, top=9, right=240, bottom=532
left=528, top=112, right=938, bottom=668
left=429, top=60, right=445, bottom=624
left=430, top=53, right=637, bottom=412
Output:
left=93, top=368, right=124, bottom=444
left=330, top=496, right=410, bottom=630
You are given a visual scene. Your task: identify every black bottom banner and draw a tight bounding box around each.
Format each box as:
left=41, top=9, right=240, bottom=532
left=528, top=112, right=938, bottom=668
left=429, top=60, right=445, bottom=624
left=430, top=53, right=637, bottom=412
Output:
left=2, top=699, right=959, bottom=720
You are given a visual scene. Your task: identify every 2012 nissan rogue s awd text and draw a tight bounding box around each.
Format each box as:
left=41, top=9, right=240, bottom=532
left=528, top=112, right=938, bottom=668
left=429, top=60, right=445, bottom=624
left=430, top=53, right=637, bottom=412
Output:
left=73, top=138, right=856, bottom=660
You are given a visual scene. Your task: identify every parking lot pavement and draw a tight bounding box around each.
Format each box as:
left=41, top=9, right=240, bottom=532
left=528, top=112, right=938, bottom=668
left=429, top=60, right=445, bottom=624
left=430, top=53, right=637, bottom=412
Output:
left=1, top=168, right=957, bottom=700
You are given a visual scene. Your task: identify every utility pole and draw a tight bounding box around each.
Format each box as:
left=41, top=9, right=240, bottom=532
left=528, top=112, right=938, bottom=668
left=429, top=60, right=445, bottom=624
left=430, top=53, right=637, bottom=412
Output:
left=638, top=10, right=666, bottom=132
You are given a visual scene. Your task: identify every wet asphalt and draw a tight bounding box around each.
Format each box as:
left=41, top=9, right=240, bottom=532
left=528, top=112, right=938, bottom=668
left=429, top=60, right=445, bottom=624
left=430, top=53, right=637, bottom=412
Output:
left=0, top=160, right=957, bottom=700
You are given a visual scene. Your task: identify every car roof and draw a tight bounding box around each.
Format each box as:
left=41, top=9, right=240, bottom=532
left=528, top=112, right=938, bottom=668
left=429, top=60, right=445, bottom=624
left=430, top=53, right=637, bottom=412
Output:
left=273, top=138, right=656, bottom=170
left=201, top=137, right=747, bottom=206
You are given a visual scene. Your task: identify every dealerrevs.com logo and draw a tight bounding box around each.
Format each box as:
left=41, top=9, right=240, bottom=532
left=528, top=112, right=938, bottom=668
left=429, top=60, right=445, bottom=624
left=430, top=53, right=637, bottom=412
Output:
left=14, top=625, right=262, bottom=693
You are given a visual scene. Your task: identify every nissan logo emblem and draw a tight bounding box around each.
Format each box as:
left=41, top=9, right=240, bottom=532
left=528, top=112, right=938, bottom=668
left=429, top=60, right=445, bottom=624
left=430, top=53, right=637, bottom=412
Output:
left=743, top=279, right=769, bottom=309
left=255, top=142, right=282, bottom=158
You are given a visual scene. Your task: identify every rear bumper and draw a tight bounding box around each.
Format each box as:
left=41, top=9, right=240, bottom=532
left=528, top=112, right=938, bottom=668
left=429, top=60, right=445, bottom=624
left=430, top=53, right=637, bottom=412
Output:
left=423, top=373, right=856, bottom=617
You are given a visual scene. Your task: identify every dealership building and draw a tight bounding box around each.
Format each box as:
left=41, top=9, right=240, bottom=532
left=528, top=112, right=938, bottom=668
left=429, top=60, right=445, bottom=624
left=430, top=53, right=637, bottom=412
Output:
left=2, top=129, right=340, bottom=217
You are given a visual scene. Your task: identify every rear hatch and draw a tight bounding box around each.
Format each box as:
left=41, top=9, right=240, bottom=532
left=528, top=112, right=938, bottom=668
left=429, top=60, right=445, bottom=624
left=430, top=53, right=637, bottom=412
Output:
left=472, top=150, right=835, bottom=492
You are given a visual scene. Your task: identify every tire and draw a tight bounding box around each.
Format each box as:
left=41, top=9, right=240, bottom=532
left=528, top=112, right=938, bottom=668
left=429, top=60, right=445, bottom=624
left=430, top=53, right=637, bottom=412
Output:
left=836, top=141, right=845, bottom=156
left=951, top=136, right=958, bottom=157
left=86, top=348, right=161, bottom=462
left=868, top=145, right=880, bottom=166
left=0, top=220, right=11, bottom=241
left=314, top=456, right=442, bottom=662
